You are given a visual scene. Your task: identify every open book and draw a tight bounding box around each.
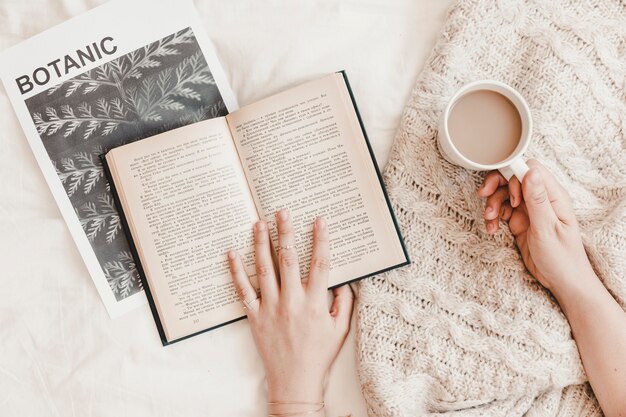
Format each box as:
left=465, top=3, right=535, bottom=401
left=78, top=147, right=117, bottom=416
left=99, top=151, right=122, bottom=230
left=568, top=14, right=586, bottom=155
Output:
left=105, top=72, right=409, bottom=345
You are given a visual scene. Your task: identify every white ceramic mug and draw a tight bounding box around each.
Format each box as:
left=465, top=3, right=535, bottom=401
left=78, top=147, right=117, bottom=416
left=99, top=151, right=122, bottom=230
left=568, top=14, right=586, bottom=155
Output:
left=438, top=80, right=532, bottom=181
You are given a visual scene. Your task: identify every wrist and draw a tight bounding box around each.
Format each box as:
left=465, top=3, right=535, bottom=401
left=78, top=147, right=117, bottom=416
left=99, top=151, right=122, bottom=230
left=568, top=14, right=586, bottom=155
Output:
left=267, top=400, right=325, bottom=417
left=267, top=379, right=324, bottom=404
left=550, top=266, right=604, bottom=318
left=547, top=258, right=596, bottom=295
left=267, top=381, right=325, bottom=417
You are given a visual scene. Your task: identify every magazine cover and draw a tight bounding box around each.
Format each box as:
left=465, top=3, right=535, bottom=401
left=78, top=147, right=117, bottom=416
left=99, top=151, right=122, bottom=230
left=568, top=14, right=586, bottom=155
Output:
left=0, top=0, right=238, bottom=317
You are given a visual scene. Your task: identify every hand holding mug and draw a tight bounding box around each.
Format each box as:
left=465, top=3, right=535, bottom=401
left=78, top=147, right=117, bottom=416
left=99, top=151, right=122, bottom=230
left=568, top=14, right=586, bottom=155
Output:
left=478, top=160, right=596, bottom=293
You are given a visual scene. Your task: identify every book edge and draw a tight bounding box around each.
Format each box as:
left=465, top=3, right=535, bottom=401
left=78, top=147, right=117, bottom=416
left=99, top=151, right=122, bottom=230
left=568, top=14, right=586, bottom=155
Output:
left=337, top=70, right=411, bottom=266
left=101, top=152, right=170, bottom=346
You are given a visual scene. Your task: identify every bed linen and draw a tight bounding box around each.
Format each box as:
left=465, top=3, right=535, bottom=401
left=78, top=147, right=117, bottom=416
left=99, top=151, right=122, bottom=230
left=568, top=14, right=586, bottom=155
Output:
left=0, top=1, right=452, bottom=415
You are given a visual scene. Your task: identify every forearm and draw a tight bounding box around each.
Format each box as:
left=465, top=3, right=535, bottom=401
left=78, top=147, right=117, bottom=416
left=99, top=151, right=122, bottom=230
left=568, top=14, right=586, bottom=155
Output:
left=553, top=269, right=626, bottom=417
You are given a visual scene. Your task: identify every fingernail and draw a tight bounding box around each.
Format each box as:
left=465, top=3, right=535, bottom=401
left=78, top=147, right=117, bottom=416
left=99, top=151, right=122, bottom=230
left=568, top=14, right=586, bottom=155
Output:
left=485, top=206, right=493, bottom=215
left=316, top=217, right=326, bottom=230
left=511, top=195, right=516, bottom=206
left=487, top=223, right=496, bottom=234
left=256, top=221, right=266, bottom=231
left=227, top=250, right=237, bottom=260
left=277, top=208, right=289, bottom=221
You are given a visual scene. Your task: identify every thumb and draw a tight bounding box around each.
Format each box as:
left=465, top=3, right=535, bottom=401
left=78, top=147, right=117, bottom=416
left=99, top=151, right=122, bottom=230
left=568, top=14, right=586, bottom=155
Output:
left=522, top=168, right=558, bottom=231
left=330, top=285, right=354, bottom=334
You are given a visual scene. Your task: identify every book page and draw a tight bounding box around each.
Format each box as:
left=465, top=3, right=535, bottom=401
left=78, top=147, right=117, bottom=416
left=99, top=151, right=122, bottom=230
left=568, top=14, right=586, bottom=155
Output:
left=107, top=118, right=257, bottom=342
left=227, top=73, right=407, bottom=286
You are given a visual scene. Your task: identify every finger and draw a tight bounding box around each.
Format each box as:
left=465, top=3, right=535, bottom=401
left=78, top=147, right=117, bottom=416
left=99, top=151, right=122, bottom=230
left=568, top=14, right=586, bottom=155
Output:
left=228, top=250, right=259, bottom=316
left=307, top=217, right=330, bottom=297
left=330, top=285, right=354, bottom=334
left=521, top=167, right=559, bottom=231
left=508, top=176, right=522, bottom=208
left=500, top=201, right=513, bottom=222
left=526, top=159, right=576, bottom=224
left=485, top=217, right=499, bottom=234
left=275, top=208, right=302, bottom=295
left=254, top=220, right=278, bottom=304
left=509, top=206, right=530, bottom=237
left=484, top=186, right=510, bottom=220
left=478, top=171, right=507, bottom=197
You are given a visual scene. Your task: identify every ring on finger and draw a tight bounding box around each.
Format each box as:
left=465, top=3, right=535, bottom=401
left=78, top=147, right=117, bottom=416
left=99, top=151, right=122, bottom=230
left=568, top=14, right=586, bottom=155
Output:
left=242, top=297, right=260, bottom=310
left=276, top=244, right=297, bottom=252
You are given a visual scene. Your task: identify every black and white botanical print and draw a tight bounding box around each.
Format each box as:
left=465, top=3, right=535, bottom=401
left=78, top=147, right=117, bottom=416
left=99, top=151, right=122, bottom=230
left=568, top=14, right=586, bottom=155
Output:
left=25, top=27, right=228, bottom=301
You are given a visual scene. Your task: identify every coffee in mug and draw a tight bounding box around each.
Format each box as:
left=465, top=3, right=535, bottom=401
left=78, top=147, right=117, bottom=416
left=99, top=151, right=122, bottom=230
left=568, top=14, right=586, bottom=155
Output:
left=438, top=80, right=532, bottom=181
left=448, top=90, right=522, bottom=165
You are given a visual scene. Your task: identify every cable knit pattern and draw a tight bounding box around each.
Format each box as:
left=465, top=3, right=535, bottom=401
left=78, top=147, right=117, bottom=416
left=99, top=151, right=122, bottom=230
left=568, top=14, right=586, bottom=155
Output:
left=356, top=0, right=625, bottom=415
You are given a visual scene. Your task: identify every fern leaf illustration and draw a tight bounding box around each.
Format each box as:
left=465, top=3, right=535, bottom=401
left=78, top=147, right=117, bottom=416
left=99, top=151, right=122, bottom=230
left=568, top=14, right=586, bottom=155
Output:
left=61, top=158, right=82, bottom=196
left=122, top=27, right=195, bottom=80
left=106, top=213, right=121, bottom=244
left=56, top=150, right=103, bottom=196
left=92, top=66, right=110, bottom=81
left=104, top=251, right=141, bottom=298
left=45, top=66, right=117, bottom=98
left=65, top=82, right=81, bottom=97
left=31, top=100, right=132, bottom=139
left=60, top=104, right=75, bottom=118
left=45, top=107, right=59, bottom=121
left=97, top=193, right=116, bottom=212
left=78, top=193, right=120, bottom=242
left=63, top=121, right=81, bottom=138
left=84, top=121, right=100, bottom=139
left=210, top=101, right=227, bottom=118
left=177, top=87, right=201, bottom=101
left=84, top=169, right=101, bottom=194
left=81, top=200, right=99, bottom=217
left=110, top=98, right=127, bottom=119
left=77, top=154, right=102, bottom=194
left=166, top=101, right=227, bottom=131
left=98, top=194, right=121, bottom=243
left=102, top=122, right=119, bottom=136
left=77, top=102, right=93, bottom=118
left=34, top=115, right=64, bottom=135
left=83, top=83, right=101, bottom=94
left=133, top=51, right=217, bottom=122
left=32, top=112, right=44, bottom=125
left=158, top=98, right=185, bottom=111
left=46, top=83, right=63, bottom=95
left=84, top=212, right=107, bottom=241
left=96, top=97, right=111, bottom=118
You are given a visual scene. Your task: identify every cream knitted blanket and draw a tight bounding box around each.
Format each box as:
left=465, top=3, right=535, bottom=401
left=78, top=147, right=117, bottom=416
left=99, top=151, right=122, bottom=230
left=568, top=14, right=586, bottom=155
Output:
left=356, top=0, right=626, bottom=415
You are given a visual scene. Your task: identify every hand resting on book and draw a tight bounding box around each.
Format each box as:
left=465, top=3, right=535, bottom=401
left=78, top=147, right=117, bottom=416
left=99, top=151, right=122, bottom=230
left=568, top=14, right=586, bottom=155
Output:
left=228, top=208, right=353, bottom=417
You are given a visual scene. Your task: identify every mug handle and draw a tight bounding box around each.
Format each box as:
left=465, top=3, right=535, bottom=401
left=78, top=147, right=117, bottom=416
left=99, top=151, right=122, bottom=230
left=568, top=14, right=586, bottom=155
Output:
left=499, top=158, right=529, bottom=182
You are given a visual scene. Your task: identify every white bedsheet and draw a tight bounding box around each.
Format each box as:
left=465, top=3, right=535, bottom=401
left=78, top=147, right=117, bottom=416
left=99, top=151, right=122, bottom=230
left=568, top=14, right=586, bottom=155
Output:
left=0, top=1, right=452, bottom=415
